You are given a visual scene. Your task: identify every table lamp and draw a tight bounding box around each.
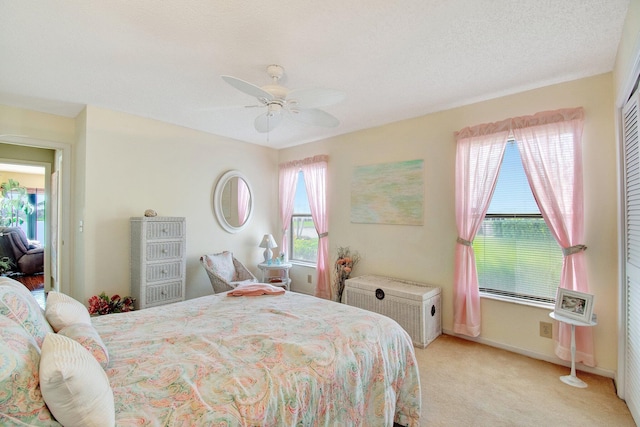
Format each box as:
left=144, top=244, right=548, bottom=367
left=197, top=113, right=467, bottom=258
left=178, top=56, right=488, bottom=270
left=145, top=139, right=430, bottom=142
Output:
left=259, top=234, right=277, bottom=263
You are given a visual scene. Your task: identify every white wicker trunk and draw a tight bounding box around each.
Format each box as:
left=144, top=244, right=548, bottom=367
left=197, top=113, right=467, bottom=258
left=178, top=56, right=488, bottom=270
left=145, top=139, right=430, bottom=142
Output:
left=344, top=275, right=442, bottom=348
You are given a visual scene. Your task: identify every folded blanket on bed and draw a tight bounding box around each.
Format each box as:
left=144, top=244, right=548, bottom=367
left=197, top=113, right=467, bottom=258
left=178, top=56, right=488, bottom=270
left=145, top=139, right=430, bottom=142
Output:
left=227, top=283, right=286, bottom=296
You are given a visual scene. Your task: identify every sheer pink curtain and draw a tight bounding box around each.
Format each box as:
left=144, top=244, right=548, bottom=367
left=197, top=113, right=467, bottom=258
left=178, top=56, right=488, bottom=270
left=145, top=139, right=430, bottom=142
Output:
left=513, top=107, right=594, bottom=366
left=454, top=123, right=510, bottom=336
left=301, top=155, right=330, bottom=299
left=278, top=162, right=299, bottom=259
left=237, top=178, right=250, bottom=225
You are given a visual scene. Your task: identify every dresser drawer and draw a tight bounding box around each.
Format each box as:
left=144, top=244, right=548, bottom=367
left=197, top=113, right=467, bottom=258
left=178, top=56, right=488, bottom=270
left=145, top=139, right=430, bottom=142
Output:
left=146, top=241, right=184, bottom=261
left=145, top=281, right=184, bottom=306
left=146, top=221, right=184, bottom=240
left=145, top=261, right=183, bottom=282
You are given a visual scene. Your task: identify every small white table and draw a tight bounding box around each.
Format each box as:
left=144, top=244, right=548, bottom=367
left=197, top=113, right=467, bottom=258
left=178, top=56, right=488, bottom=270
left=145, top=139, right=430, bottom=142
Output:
left=549, top=311, right=597, bottom=388
left=257, top=262, right=292, bottom=291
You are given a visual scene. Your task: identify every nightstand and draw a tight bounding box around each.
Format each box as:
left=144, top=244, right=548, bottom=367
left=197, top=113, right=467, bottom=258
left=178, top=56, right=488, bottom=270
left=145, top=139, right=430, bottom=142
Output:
left=258, top=262, right=292, bottom=291
left=549, top=311, right=597, bottom=388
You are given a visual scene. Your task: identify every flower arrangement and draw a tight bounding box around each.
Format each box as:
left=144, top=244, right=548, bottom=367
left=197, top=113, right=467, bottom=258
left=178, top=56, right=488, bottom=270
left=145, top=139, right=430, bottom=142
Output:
left=334, top=246, right=361, bottom=303
left=88, top=292, right=135, bottom=315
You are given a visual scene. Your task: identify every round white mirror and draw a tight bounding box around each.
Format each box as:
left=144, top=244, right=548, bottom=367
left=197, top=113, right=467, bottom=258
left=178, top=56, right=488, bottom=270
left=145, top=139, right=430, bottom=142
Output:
left=213, top=170, right=254, bottom=233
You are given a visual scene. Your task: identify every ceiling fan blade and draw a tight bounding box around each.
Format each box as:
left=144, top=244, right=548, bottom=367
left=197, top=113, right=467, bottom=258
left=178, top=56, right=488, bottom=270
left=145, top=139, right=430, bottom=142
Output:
left=221, top=75, right=274, bottom=102
left=287, top=88, right=345, bottom=109
left=254, top=112, right=283, bottom=133
left=289, top=108, right=340, bottom=128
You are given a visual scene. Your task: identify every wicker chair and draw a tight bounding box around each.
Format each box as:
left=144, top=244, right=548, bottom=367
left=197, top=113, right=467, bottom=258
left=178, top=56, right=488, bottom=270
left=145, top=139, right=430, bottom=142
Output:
left=200, top=251, right=258, bottom=294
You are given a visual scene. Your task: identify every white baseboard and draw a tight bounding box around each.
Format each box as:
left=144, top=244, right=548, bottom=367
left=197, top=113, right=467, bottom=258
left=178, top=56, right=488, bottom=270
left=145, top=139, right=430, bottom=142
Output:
left=442, top=329, right=616, bottom=379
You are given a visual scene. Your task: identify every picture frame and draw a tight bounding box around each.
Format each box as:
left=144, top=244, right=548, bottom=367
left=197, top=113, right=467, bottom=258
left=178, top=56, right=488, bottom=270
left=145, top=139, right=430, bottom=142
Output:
left=554, top=288, right=595, bottom=323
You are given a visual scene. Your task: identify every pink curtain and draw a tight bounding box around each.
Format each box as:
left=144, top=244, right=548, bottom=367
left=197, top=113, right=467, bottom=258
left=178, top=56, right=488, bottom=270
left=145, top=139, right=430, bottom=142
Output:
left=454, top=123, right=510, bottom=337
left=237, top=178, right=250, bottom=225
left=513, top=107, right=594, bottom=366
left=278, top=163, right=299, bottom=259
left=301, top=155, right=331, bottom=299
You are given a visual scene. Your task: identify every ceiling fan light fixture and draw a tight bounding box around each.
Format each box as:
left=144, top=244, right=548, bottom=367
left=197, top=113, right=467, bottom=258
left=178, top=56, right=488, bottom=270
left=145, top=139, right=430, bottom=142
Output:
left=267, top=103, right=282, bottom=116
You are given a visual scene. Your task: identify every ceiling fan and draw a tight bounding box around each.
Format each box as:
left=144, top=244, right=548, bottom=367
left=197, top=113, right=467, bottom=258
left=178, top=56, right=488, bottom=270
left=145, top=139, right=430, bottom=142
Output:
left=221, top=65, right=345, bottom=133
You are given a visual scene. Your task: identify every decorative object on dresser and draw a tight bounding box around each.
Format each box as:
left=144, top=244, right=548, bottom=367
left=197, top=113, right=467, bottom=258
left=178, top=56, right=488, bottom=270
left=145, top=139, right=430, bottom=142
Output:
left=257, top=261, right=292, bottom=291
left=130, top=217, right=186, bottom=309
left=200, top=251, right=258, bottom=294
left=344, top=275, right=442, bottom=348
left=259, top=234, right=278, bottom=263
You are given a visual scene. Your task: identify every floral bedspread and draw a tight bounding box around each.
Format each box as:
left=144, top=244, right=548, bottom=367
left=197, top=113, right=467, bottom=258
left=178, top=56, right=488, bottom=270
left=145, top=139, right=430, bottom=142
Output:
left=92, top=291, right=421, bottom=426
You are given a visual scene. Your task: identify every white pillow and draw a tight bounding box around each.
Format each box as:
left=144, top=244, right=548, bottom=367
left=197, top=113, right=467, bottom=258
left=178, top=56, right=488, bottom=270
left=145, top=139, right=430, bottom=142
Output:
left=58, top=323, right=110, bottom=369
left=39, top=333, right=115, bottom=427
left=45, top=291, right=91, bottom=332
left=205, top=252, right=236, bottom=282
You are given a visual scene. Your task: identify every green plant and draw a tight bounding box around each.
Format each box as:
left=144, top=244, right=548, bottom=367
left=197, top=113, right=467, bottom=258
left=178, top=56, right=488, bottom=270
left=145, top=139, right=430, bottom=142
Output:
left=0, top=257, right=14, bottom=275
left=0, top=179, right=34, bottom=227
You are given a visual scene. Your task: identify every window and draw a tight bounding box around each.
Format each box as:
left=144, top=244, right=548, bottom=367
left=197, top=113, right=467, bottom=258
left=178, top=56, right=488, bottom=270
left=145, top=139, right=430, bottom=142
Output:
left=27, top=188, right=45, bottom=243
left=290, top=171, right=318, bottom=263
left=473, top=141, right=562, bottom=304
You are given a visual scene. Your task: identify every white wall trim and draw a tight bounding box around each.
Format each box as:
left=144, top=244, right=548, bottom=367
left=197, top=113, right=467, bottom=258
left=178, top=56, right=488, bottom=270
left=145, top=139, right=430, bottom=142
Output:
left=443, top=329, right=616, bottom=379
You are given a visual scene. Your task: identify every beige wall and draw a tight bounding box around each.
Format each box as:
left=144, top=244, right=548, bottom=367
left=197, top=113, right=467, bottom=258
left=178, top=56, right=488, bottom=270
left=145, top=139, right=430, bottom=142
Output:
left=280, top=73, right=619, bottom=374
left=614, top=0, right=640, bottom=101
left=0, top=171, right=45, bottom=189
left=0, top=105, right=76, bottom=144
left=78, top=106, right=279, bottom=302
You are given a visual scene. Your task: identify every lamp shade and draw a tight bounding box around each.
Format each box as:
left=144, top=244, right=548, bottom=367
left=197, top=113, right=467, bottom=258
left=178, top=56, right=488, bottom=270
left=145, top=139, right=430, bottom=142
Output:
left=259, top=234, right=277, bottom=263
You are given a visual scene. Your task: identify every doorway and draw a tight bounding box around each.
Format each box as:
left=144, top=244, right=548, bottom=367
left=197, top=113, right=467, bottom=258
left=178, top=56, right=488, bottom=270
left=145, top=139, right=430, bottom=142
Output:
left=0, top=162, right=47, bottom=290
left=0, top=143, right=57, bottom=293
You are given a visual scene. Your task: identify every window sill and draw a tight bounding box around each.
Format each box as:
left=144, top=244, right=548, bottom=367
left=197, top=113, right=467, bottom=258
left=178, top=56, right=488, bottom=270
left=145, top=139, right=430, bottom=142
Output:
left=480, top=292, right=554, bottom=310
left=289, top=260, right=317, bottom=269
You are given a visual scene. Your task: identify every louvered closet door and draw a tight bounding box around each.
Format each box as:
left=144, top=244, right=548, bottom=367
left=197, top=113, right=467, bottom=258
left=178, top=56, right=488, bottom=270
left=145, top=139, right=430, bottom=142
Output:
left=624, top=88, right=640, bottom=424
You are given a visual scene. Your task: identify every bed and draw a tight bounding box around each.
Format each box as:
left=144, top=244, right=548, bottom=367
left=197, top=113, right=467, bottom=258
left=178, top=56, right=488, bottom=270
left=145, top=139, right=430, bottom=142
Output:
left=0, top=277, right=421, bottom=426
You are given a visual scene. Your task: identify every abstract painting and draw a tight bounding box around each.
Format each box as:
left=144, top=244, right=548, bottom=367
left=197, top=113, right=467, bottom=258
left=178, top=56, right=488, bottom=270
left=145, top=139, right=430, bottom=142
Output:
left=351, top=159, right=424, bottom=225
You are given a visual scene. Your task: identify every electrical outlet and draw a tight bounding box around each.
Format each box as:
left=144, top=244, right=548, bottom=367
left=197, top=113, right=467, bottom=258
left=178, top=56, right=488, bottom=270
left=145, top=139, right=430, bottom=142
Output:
left=540, top=321, right=552, bottom=338
left=307, top=274, right=312, bottom=284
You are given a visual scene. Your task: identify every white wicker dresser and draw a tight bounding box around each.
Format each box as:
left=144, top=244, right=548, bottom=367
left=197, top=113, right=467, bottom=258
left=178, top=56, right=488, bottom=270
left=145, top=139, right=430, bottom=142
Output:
left=130, top=216, right=186, bottom=309
left=344, top=275, right=442, bottom=348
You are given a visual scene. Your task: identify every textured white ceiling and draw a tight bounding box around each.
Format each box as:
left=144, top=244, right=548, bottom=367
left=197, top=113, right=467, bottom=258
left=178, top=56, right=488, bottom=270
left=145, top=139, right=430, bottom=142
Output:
left=0, top=1, right=630, bottom=149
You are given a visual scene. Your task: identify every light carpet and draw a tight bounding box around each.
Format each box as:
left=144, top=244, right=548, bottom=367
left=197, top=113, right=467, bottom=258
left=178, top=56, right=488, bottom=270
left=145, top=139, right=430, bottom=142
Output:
left=416, top=334, right=635, bottom=426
